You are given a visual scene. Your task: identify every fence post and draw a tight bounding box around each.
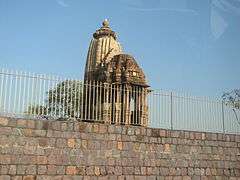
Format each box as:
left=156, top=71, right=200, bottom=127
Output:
left=170, top=91, right=173, bottom=130
left=221, top=100, right=225, bottom=134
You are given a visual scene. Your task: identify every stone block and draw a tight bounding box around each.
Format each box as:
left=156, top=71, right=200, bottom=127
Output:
left=151, top=129, right=159, bottom=137
left=86, top=166, right=94, bottom=175
left=0, top=175, right=10, bottom=180
left=0, top=155, right=11, bottom=164
left=93, top=124, right=99, bottom=133
left=47, top=165, right=57, bottom=175
left=27, top=120, right=35, bottom=129
left=17, top=119, right=27, bottom=128
left=11, top=176, right=23, bottom=180
left=72, top=176, right=83, bottom=180
left=0, top=165, right=9, bottom=174
left=67, top=138, right=76, bottom=148
left=26, top=165, right=37, bottom=174
left=0, top=117, right=8, bottom=126
left=173, top=177, right=181, bottom=180
left=7, top=119, right=17, bottom=127
left=182, top=176, right=191, bottom=180
left=99, top=125, right=107, bottom=134
left=21, top=129, right=33, bottom=136
left=9, top=165, right=17, bottom=175
left=17, top=165, right=27, bottom=175
left=33, top=130, right=46, bottom=137
left=122, top=167, right=134, bottom=175
left=125, top=175, right=134, bottom=180
left=36, top=175, right=52, bottom=180
left=0, top=127, right=12, bottom=136
left=117, top=141, right=123, bottom=150
left=66, top=166, right=77, bottom=175
left=56, top=138, right=67, bottom=148
left=94, top=166, right=101, bottom=176
left=171, top=131, right=180, bottom=138
left=77, top=166, right=86, bottom=175
left=135, top=176, right=147, bottom=180
left=23, top=176, right=35, bottom=180
left=37, top=165, right=47, bottom=174
left=159, top=168, right=169, bottom=176
left=51, top=121, right=61, bottom=131
left=98, top=176, right=108, bottom=180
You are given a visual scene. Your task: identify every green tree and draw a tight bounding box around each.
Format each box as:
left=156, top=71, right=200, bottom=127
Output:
left=27, top=80, right=83, bottom=119
left=222, top=89, right=240, bottom=125
left=222, top=89, right=240, bottom=109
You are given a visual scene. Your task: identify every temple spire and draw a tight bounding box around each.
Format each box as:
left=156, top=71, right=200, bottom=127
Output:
left=102, top=19, right=109, bottom=28
left=84, top=20, right=122, bottom=81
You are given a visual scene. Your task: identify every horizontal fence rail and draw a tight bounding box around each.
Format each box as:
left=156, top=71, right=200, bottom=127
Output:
left=0, top=68, right=239, bottom=134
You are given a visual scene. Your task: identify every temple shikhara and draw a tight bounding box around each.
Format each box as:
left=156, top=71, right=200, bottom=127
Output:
left=83, top=19, right=150, bottom=126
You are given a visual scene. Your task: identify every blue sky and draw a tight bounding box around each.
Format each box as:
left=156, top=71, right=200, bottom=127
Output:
left=0, top=0, right=240, bottom=97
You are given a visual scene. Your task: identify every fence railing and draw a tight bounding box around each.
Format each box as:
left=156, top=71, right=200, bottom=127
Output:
left=0, top=68, right=239, bottom=134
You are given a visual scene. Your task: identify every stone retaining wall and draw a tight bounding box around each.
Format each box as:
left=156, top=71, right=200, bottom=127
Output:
left=0, top=117, right=239, bottom=180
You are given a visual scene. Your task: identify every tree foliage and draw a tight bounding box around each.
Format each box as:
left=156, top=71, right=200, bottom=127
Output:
left=222, top=89, right=240, bottom=109
left=27, top=80, right=83, bottom=118
left=222, top=89, right=240, bottom=125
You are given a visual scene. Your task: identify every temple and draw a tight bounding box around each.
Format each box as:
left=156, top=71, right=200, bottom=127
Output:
left=83, top=19, right=150, bottom=126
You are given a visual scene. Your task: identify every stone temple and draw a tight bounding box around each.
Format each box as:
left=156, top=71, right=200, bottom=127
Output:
left=83, top=19, right=150, bottom=126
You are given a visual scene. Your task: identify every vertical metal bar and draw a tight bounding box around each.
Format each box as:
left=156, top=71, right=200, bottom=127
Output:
left=59, top=76, right=62, bottom=117
left=77, top=80, right=81, bottom=119
left=0, top=69, right=4, bottom=112
left=84, top=81, right=87, bottom=120
left=66, top=78, right=70, bottom=118
left=12, top=70, right=18, bottom=114
left=105, top=83, right=109, bottom=122
left=50, top=75, right=54, bottom=117
left=70, top=78, right=72, bottom=118
left=38, top=74, right=42, bottom=116
left=115, top=84, right=117, bottom=124
left=109, top=83, right=112, bottom=123
left=134, top=87, right=136, bottom=125
left=45, top=74, right=50, bottom=117
left=26, top=71, right=31, bottom=116
left=122, top=85, right=125, bottom=124
left=170, top=91, right=173, bottom=130
left=22, top=71, right=27, bottom=116
left=80, top=81, right=84, bottom=120
left=136, top=86, right=138, bottom=125
left=7, top=69, right=13, bottom=114
left=3, top=69, right=9, bottom=113
left=31, top=72, right=35, bottom=117
left=87, top=81, right=91, bottom=120
left=113, top=84, right=115, bottom=124
left=74, top=79, right=77, bottom=118
left=99, top=82, right=102, bottom=121
left=69, top=79, right=73, bottom=118
left=95, top=81, right=99, bottom=121
left=62, top=78, right=66, bottom=118
left=222, top=100, right=225, bottom=134
left=92, top=81, right=95, bottom=120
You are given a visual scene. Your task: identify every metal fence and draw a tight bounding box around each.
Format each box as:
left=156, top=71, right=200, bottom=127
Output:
left=0, top=68, right=239, bottom=134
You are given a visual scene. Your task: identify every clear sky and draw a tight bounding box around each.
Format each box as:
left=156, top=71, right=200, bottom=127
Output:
left=0, top=0, right=239, bottom=97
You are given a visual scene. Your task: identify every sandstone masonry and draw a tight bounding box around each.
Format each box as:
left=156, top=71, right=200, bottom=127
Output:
left=0, top=117, right=240, bottom=180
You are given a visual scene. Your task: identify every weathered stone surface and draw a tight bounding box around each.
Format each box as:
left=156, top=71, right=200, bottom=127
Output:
left=0, top=117, right=239, bottom=179
left=66, top=166, right=77, bottom=175
left=0, top=117, right=8, bottom=126
left=0, top=175, right=10, bottom=180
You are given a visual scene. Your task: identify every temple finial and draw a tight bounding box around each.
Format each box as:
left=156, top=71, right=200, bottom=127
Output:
left=102, top=19, right=109, bottom=27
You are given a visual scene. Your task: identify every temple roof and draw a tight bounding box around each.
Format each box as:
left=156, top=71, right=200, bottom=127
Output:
left=84, top=20, right=149, bottom=88
left=93, top=19, right=117, bottom=40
